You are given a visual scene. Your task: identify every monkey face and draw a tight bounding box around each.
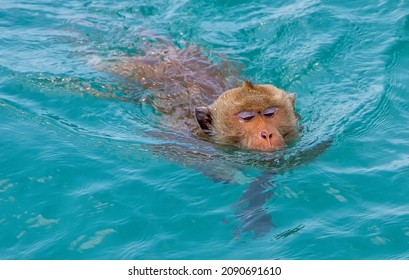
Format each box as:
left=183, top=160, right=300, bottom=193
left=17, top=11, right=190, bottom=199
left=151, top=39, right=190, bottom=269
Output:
left=235, top=107, right=287, bottom=151
left=195, top=81, right=300, bottom=152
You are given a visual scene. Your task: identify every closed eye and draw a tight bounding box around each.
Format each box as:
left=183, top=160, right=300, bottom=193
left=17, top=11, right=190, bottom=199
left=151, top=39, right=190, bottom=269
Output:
left=237, top=111, right=256, bottom=121
left=262, top=107, right=278, bottom=117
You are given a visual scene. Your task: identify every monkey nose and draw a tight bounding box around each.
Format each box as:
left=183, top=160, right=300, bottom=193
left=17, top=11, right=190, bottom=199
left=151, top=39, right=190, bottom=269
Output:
left=259, top=130, right=273, bottom=140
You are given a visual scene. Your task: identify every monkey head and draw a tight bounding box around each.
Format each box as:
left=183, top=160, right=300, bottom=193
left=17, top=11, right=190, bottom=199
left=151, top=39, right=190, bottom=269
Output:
left=195, top=81, right=300, bottom=152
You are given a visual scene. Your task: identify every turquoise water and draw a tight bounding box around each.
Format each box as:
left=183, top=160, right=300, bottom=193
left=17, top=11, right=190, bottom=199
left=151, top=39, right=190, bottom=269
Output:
left=1, top=0, right=409, bottom=260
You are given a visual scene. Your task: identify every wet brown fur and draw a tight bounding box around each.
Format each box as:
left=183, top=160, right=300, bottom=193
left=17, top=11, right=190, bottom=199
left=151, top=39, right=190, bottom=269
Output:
left=108, top=43, right=299, bottom=151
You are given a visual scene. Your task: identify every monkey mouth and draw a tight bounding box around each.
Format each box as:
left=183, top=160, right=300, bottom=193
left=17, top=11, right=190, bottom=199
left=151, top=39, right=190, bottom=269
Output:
left=243, top=135, right=286, bottom=152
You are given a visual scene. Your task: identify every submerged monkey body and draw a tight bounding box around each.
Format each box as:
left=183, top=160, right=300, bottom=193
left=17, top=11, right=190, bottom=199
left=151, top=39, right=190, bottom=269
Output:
left=110, top=44, right=300, bottom=151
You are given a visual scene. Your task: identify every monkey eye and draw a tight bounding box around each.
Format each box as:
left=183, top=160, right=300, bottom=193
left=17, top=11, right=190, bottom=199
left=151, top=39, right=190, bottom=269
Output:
left=262, top=107, right=278, bottom=117
left=237, top=111, right=256, bottom=121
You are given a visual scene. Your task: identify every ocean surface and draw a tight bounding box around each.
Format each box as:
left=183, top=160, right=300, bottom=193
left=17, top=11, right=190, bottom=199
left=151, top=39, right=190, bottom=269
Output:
left=1, top=0, right=409, bottom=260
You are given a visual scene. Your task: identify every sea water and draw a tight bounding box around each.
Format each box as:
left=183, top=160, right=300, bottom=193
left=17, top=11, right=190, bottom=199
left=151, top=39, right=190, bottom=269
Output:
left=1, top=0, right=409, bottom=259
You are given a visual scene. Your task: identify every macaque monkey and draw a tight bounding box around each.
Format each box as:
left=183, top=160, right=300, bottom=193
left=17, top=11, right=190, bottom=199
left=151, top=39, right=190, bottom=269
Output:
left=106, top=39, right=329, bottom=238
left=109, top=43, right=300, bottom=152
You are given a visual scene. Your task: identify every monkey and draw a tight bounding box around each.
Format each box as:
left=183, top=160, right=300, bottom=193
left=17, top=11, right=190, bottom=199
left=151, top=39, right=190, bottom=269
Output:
left=108, top=43, right=300, bottom=152
left=105, top=39, right=329, bottom=238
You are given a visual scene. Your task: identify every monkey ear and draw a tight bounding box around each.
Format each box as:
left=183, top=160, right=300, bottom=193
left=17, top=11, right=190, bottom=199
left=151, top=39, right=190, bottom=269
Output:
left=194, top=106, right=214, bottom=135
left=288, top=93, right=296, bottom=108
left=242, top=80, right=255, bottom=90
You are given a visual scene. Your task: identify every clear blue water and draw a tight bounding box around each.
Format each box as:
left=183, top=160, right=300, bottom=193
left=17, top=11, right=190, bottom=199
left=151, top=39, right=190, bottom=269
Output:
left=1, top=0, right=409, bottom=260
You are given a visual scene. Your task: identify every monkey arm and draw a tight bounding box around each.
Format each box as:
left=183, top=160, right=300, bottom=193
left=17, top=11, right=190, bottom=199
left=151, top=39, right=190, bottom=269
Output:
left=233, top=171, right=275, bottom=238
left=233, top=138, right=333, bottom=237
